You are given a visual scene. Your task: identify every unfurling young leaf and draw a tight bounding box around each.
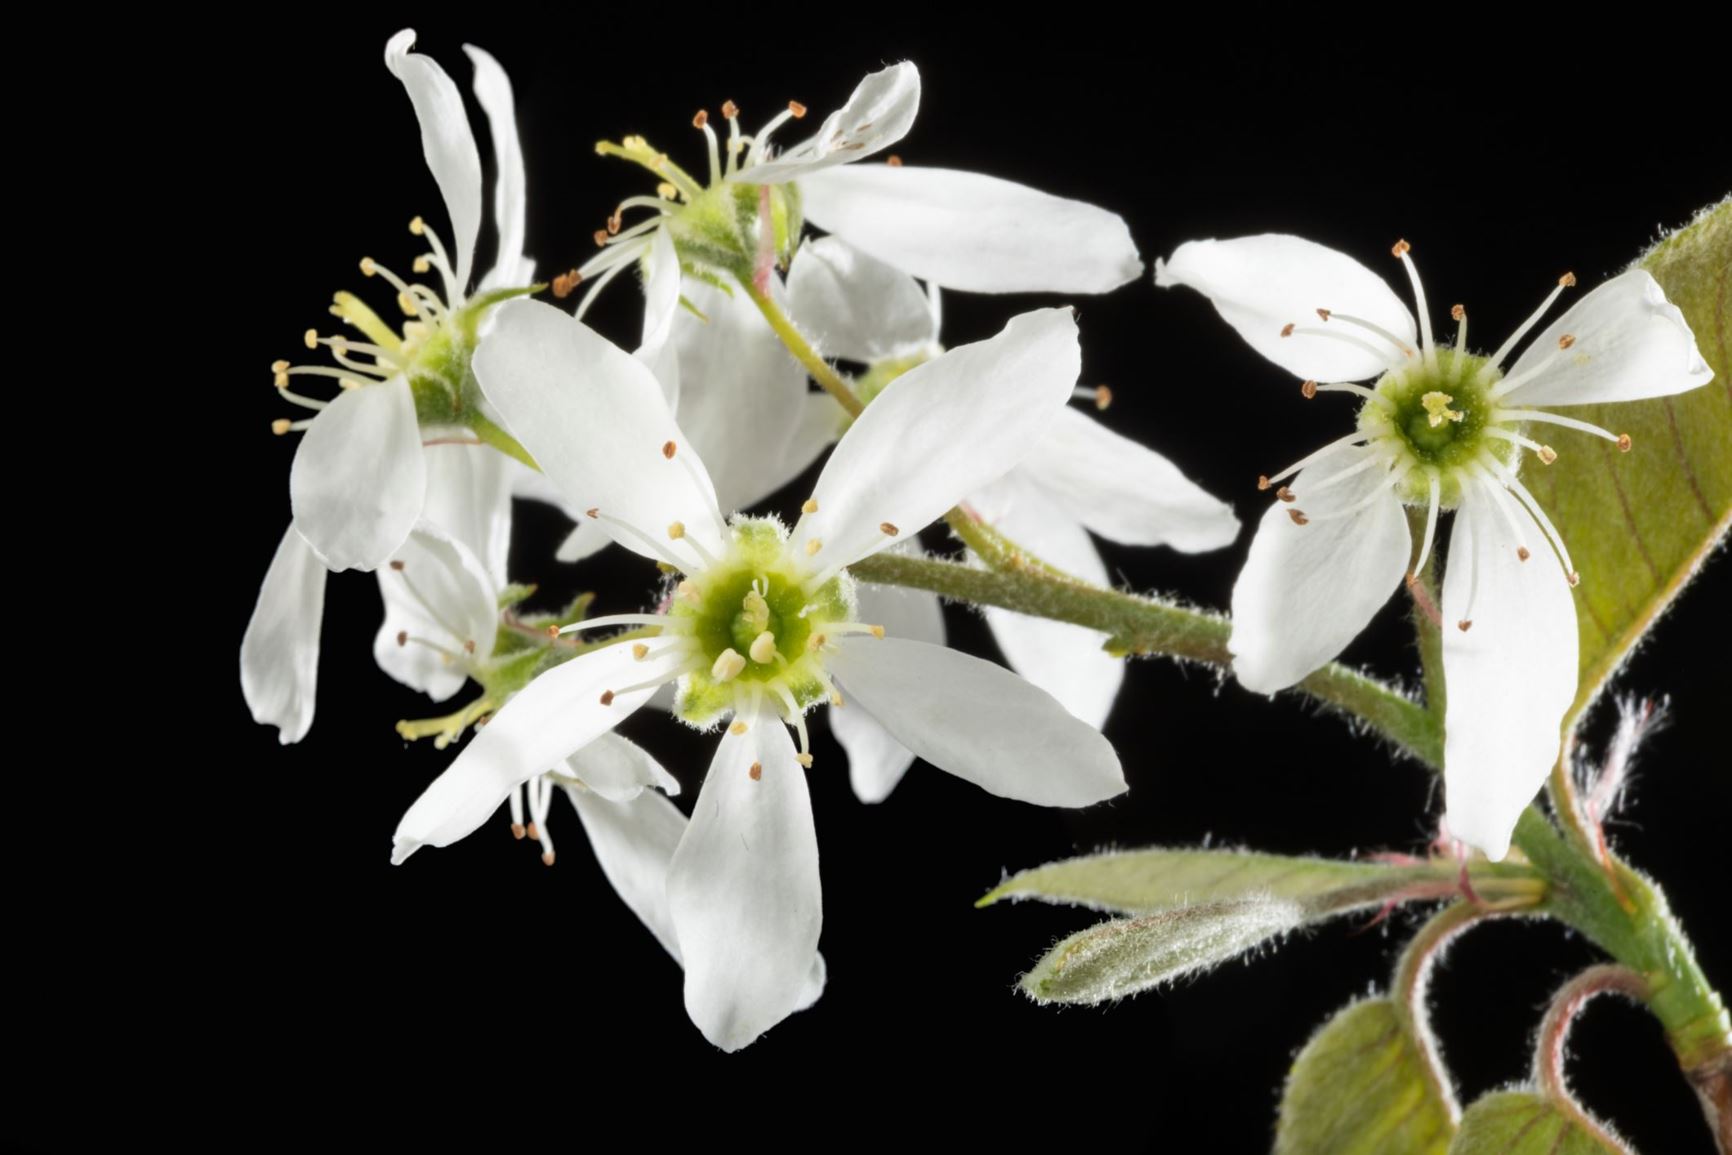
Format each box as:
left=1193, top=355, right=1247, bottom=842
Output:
left=1276, top=998, right=1456, bottom=1155
left=1525, top=200, right=1731, bottom=731
left=1449, top=1092, right=1630, bottom=1155
left=1019, top=897, right=1303, bottom=1005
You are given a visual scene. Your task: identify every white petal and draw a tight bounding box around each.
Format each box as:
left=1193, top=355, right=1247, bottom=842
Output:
left=745, top=62, right=919, bottom=184
left=1021, top=408, right=1241, bottom=552
left=391, top=640, right=687, bottom=863
left=565, top=782, right=686, bottom=961
left=1155, top=235, right=1416, bottom=382
left=802, top=165, right=1142, bottom=294
left=1441, top=492, right=1577, bottom=860
left=464, top=44, right=534, bottom=290
left=1501, top=269, right=1715, bottom=406
left=240, top=523, right=326, bottom=744
left=784, top=236, right=939, bottom=363
left=834, top=581, right=946, bottom=803
left=827, top=637, right=1125, bottom=807
left=384, top=30, right=483, bottom=290
left=373, top=522, right=499, bottom=702
left=1229, top=444, right=1409, bottom=693
left=794, top=308, right=1079, bottom=568
left=473, top=299, right=726, bottom=566
left=970, top=475, right=1123, bottom=728
left=561, top=731, right=681, bottom=802
left=289, top=379, right=425, bottom=572
left=671, top=278, right=809, bottom=512
left=420, top=443, right=514, bottom=589
left=555, top=522, right=614, bottom=563
left=785, top=392, right=846, bottom=476
left=635, top=228, right=683, bottom=408
left=668, top=717, right=822, bottom=1051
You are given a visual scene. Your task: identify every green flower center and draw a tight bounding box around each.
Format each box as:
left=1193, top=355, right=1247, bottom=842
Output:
left=1359, top=347, right=1518, bottom=505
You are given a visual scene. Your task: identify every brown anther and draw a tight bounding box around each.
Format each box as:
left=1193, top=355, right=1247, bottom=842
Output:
left=526, top=822, right=540, bottom=840
left=788, top=100, right=808, bottom=118
left=1567, top=571, right=1581, bottom=587
left=1093, top=385, right=1113, bottom=409
left=1280, top=323, right=1296, bottom=338
left=748, top=761, right=763, bottom=781
left=396, top=630, right=409, bottom=647
left=1316, top=308, right=1332, bottom=321
left=511, top=823, right=526, bottom=840
left=1616, top=433, right=1632, bottom=453
left=1451, top=304, right=1466, bottom=321
left=879, top=522, right=900, bottom=536
left=886, top=154, right=903, bottom=167
left=607, top=211, right=622, bottom=235
left=1558, top=333, right=1576, bottom=350
left=599, top=690, right=616, bottom=706
left=1300, top=380, right=1318, bottom=399
left=795, top=753, right=814, bottom=768
left=721, top=100, right=739, bottom=119
left=389, top=560, right=406, bottom=571
left=1457, top=620, right=1473, bottom=632
left=801, top=497, right=819, bottom=514
left=692, top=109, right=709, bottom=129
left=546, top=625, right=561, bottom=638
left=593, top=229, right=609, bottom=247
left=463, top=639, right=476, bottom=654
left=662, top=440, right=677, bottom=459
left=271, top=419, right=293, bottom=435
left=1256, top=475, right=1272, bottom=491
left=1287, top=509, right=1310, bottom=526
left=1537, top=445, right=1558, bottom=465
left=869, top=625, right=886, bottom=639
left=1517, top=546, right=1531, bottom=561
left=1391, top=239, right=1412, bottom=257
left=585, top=507, right=600, bottom=519
left=542, top=851, right=556, bottom=867
left=1559, top=271, right=1577, bottom=287
left=631, top=643, right=650, bottom=661
left=551, top=269, right=582, bottom=299
left=1276, top=487, right=1295, bottom=503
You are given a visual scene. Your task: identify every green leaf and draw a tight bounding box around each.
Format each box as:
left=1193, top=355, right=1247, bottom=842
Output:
left=1276, top=998, right=1456, bottom=1155
left=1448, top=1092, right=1629, bottom=1155
left=980, top=847, right=1461, bottom=915
left=1019, top=897, right=1303, bottom=1005
left=1523, top=200, right=1732, bottom=731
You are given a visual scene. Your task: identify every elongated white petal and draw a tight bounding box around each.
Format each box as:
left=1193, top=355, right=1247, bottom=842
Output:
left=465, top=44, right=534, bottom=290
left=241, top=523, right=326, bottom=744
left=565, top=783, right=686, bottom=961
left=421, top=443, right=514, bottom=589
left=1018, top=407, right=1240, bottom=551
left=384, top=30, right=483, bottom=290
left=373, top=522, right=498, bottom=702
left=1441, top=493, right=1577, bottom=860
left=555, top=522, right=614, bottom=563
left=785, top=236, right=939, bottom=363
left=668, top=716, right=822, bottom=1051
left=290, top=379, right=425, bottom=572
left=1156, top=235, right=1416, bottom=382
left=562, top=731, right=681, bottom=802
left=794, top=308, right=1079, bottom=568
left=473, top=300, right=725, bottom=565
left=671, top=278, right=809, bottom=512
left=834, top=581, right=946, bottom=802
left=635, top=228, right=683, bottom=408
left=971, top=475, right=1123, bottom=728
left=391, top=641, right=688, bottom=863
left=828, top=637, right=1125, bottom=807
left=803, top=165, right=1142, bottom=294
left=746, top=62, right=919, bottom=184
left=1502, top=269, right=1715, bottom=406
left=1229, top=444, right=1408, bottom=693
left=786, top=392, right=847, bottom=474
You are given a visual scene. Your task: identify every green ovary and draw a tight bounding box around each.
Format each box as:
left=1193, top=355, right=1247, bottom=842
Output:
left=669, top=518, right=854, bottom=726
left=1359, top=347, right=1518, bottom=506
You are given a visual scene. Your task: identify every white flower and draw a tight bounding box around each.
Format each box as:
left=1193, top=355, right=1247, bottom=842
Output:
left=569, top=62, right=1141, bottom=319
left=783, top=236, right=1238, bottom=798
left=270, top=30, right=532, bottom=574
left=392, top=300, right=1127, bottom=1050
left=1157, top=234, right=1714, bottom=858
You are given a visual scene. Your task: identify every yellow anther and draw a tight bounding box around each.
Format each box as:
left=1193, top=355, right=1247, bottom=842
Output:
left=1517, top=547, right=1532, bottom=561
left=1093, top=385, right=1113, bottom=409
left=271, top=359, right=290, bottom=374
left=304, top=328, right=320, bottom=349
left=360, top=257, right=377, bottom=276
left=668, top=521, right=687, bottom=540
left=869, top=625, right=885, bottom=639
left=729, top=720, right=749, bottom=735
left=801, top=497, right=819, bottom=514
left=274, top=372, right=289, bottom=389
left=829, top=692, right=843, bottom=707
left=632, top=643, right=650, bottom=661
left=271, top=419, right=293, bottom=435
left=805, top=539, right=822, bottom=556
left=409, top=216, right=426, bottom=235
left=741, top=588, right=770, bottom=632
left=712, top=649, right=746, bottom=682
left=397, top=292, right=417, bottom=317
left=1616, top=433, right=1632, bottom=453
left=594, top=229, right=609, bottom=247
left=412, top=256, right=431, bottom=274
left=795, top=753, right=814, bottom=768
left=1559, top=271, right=1577, bottom=287
left=1537, top=446, right=1558, bottom=465
left=656, top=182, right=679, bottom=200
left=749, top=631, right=777, bottom=664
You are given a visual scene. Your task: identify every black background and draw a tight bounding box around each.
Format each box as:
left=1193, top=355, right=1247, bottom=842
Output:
left=55, top=19, right=1730, bottom=1151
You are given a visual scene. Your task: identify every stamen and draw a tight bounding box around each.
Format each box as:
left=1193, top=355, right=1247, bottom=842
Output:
left=360, top=259, right=439, bottom=327
left=749, top=631, right=777, bottom=664
left=551, top=270, right=582, bottom=299
left=1276, top=487, right=1295, bottom=502
left=1494, top=409, right=1627, bottom=447
left=632, top=643, right=651, bottom=661
left=1258, top=432, right=1373, bottom=491
left=1313, top=382, right=1386, bottom=404
left=273, top=384, right=329, bottom=411
left=1301, top=380, right=1318, bottom=399
left=1288, top=448, right=1392, bottom=498
left=1389, top=241, right=1435, bottom=363
left=886, top=155, right=903, bottom=166
left=1467, top=463, right=1535, bottom=564
left=788, top=101, right=808, bottom=118
left=392, top=565, right=471, bottom=650
left=1421, top=392, right=1464, bottom=427
left=1284, top=324, right=1409, bottom=368
left=1316, top=308, right=1418, bottom=359
left=745, top=107, right=798, bottom=168
left=1294, top=462, right=1411, bottom=524
left=1071, top=385, right=1114, bottom=409
left=879, top=522, right=900, bottom=537
left=801, top=498, right=819, bottom=514
left=509, top=783, right=525, bottom=839
left=770, top=682, right=811, bottom=763
left=590, top=510, right=695, bottom=572
left=573, top=251, right=645, bottom=321
left=1485, top=272, right=1576, bottom=371
left=1452, top=304, right=1469, bottom=353
left=1478, top=452, right=1578, bottom=582
left=557, top=612, right=674, bottom=636
left=712, top=649, right=747, bottom=681
left=530, top=774, right=556, bottom=866
left=1411, top=468, right=1443, bottom=575
left=1484, top=426, right=1558, bottom=463
left=415, top=218, right=460, bottom=304
left=694, top=109, right=721, bottom=186
left=272, top=417, right=309, bottom=436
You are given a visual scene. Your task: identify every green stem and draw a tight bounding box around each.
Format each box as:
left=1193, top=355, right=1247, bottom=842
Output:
left=1393, top=902, right=1493, bottom=1119
left=852, top=550, right=1442, bottom=766
left=739, top=275, right=864, bottom=417
left=1405, top=507, right=1446, bottom=728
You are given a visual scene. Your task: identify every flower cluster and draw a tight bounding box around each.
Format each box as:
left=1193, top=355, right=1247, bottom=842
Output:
left=241, top=30, right=1713, bottom=1052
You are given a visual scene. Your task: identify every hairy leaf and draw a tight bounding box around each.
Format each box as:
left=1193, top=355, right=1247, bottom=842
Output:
left=1449, top=1092, right=1629, bottom=1155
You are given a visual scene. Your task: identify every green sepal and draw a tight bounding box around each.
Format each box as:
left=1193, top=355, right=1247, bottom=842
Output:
left=497, top=583, right=538, bottom=611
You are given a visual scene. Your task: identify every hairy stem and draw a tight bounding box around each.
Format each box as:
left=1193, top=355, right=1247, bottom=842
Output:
left=1534, top=965, right=1650, bottom=1147
left=1392, top=902, right=1495, bottom=1121
left=739, top=275, right=864, bottom=417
